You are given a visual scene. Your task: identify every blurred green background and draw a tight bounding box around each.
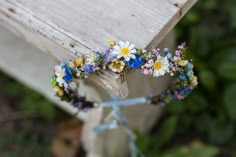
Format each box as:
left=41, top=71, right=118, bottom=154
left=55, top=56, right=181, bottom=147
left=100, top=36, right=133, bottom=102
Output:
left=137, top=0, right=236, bottom=157
left=0, top=0, right=236, bottom=157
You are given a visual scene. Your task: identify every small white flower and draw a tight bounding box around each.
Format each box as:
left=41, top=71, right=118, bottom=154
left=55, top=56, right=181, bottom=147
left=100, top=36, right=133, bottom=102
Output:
left=153, top=55, right=169, bottom=77
left=54, top=65, right=66, bottom=87
left=173, top=56, right=180, bottom=61
left=86, top=53, right=97, bottom=64
left=112, top=41, right=136, bottom=61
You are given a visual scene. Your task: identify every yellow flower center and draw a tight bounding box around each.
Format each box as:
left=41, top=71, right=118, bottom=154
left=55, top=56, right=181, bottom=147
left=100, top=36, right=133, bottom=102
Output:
left=154, top=61, right=163, bottom=70
left=121, top=48, right=130, bottom=55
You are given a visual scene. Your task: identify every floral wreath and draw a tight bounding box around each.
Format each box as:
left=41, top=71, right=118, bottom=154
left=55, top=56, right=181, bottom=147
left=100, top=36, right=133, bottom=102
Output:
left=51, top=40, right=198, bottom=111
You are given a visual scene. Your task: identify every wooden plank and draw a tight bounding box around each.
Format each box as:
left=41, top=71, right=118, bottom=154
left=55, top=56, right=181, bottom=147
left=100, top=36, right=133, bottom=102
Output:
left=0, top=0, right=197, bottom=98
left=0, top=0, right=197, bottom=156
left=0, top=24, right=173, bottom=156
left=0, top=21, right=176, bottom=156
left=0, top=24, right=100, bottom=121
left=0, top=25, right=105, bottom=157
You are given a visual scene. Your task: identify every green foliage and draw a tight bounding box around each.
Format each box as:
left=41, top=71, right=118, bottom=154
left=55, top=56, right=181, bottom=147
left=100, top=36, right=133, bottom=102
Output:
left=21, top=90, right=56, bottom=121
left=0, top=71, right=56, bottom=121
left=199, top=70, right=217, bottom=92
left=0, top=130, right=53, bottom=157
left=218, top=63, right=236, bottom=80
left=160, top=145, right=219, bottom=157
left=208, top=121, right=235, bottom=144
left=138, top=0, right=236, bottom=156
left=224, top=84, right=236, bottom=121
left=156, top=116, right=178, bottom=148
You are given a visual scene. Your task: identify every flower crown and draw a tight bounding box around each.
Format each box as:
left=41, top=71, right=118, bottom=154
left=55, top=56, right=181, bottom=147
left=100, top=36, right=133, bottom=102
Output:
left=51, top=40, right=198, bottom=110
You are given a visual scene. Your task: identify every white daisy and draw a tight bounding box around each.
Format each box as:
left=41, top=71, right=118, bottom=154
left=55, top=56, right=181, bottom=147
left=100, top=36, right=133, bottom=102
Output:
left=54, top=65, right=66, bottom=87
left=112, top=41, right=136, bottom=61
left=153, top=55, right=169, bottom=77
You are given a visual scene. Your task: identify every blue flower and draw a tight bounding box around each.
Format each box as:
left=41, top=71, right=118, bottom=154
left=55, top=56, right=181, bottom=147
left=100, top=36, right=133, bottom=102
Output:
left=60, top=62, right=66, bottom=68
left=95, top=51, right=103, bottom=57
left=179, top=87, right=192, bottom=95
left=163, top=48, right=169, bottom=52
left=167, top=53, right=173, bottom=59
left=186, top=71, right=193, bottom=78
left=63, top=65, right=73, bottom=83
left=186, top=63, right=193, bottom=70
left=178, top=72, right=186, bottom=80
left=128, top=54, right=144, bottom=69
left=84, top=64, right=94, bottom=73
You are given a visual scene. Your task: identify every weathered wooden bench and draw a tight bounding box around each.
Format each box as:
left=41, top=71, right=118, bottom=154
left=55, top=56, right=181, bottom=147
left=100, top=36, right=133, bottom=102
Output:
left=0, top=0, right=197, bottom=156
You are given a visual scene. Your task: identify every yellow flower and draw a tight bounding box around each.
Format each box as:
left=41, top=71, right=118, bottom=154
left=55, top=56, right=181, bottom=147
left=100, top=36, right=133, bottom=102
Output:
left=108, top=39, right=116, bottom=46
left=76, top=57, right=83, bottom=67
left=109, top=59, right=125, bottom=73
left=53, top=86, right=64, bottom=96
left=190, top=76, right=198, bottom=87
left=178, top=60, right=188, bottom=66
left=69, top=61, right=75, bottom=67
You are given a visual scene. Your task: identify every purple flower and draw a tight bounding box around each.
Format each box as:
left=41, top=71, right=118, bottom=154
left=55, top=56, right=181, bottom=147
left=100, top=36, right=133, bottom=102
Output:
left=128, top=54, right=144, bottom=69
left=103, top=48, right=115, bottom=62
left=84, top=64, right=94, bottom=73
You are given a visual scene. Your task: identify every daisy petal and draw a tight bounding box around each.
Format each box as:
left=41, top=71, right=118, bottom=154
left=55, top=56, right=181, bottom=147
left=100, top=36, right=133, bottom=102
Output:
left=128, top=44, right=135, bottom=50
left=113, top=45, right=120, bottom=50
left=130, top=49, right=137, bottom=54
left=117, top=54, right=123, bottom=58
left=129, top=54, right=136, bottom=59
left=124, top=41, right=130, bottom=47
left=160, top=70, right=165, bottom=75
left=119, top=41, right=125, bottom=47
left=124, top=56, right=130, bottom=61
left=112, top=50, right=119, bottom=55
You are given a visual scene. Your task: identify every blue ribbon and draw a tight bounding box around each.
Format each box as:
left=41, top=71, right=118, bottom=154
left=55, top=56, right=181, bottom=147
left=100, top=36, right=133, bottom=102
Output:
left=99, top=97, right=147, bottom=108
left=94, top=94, right=145, bottom=157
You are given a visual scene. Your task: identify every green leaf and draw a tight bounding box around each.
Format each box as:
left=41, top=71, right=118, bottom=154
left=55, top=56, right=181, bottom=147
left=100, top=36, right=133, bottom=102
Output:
left=21, top=90, right=56, bottom=121
left=50, top=75, right=57, bottom=86
left=199, top=70, right=217, bottom=91
left=166, top=100, right=185, bottom=114
left=37, top=101, right=56, bottom=121
left=226, top=4, right=236, bottom=29
left=156, top=116, right=178, bottom=148
left=185, top=92, right=208, bottom=113
left=187, top=145, right=219, bottom=157
left=189, top=26, right=210, bottom=59
left=224, top=84, right=236, bottom=120
left=209, top=121, right=235, bottom=144
left=218, top=63, right=236, bottom=80
left=210, top=46, right=236, bottom=69
left=160, top=144, right=219, bottom=157
left=195, top=114, right=213, bottom=133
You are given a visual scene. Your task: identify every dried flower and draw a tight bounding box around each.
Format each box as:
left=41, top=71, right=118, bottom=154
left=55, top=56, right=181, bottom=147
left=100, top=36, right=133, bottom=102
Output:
left=76, top=57, right=83, bottom=67
left=178, top=60, right=188, bottom=66
left=109, top=59, right=125, bottom=73
left=108, top=39, right=116, bottom=46
left=53, top=86, right=64, bottom=96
